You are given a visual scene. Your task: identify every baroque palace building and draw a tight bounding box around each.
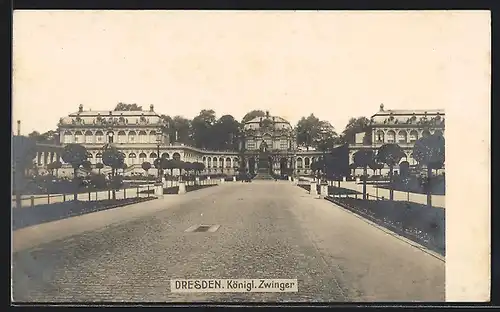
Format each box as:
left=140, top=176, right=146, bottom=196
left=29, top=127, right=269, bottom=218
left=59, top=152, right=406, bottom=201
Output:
left=30, top=103, right=445, bottom=177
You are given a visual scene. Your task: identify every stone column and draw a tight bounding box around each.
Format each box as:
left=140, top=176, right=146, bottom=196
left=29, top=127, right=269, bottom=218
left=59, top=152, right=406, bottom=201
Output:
left=155, top=182, right=164, bottom=198
left=320, top=183, right=329, bottom=197
left=178, top=181, right=186, bottom=194
left=310, top=181, right=317, bottom=195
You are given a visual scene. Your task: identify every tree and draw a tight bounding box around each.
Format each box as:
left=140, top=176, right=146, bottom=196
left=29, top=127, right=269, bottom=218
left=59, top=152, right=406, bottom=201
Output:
left=315, top=120, right=338, bottom=152
left=412, top=133, right=445, bottom=208
left=121, top=163, right=128, bottom=175
left=95, top=162, right=104, bottom=175
left=170, top=159, right=184, bottom=180
left=339, top=117, right=372, bottom=144
left=52, top=160, right=62, bottom=177
left=353, top=149, right=374, bottom=200
left=183, top=161, right=194, bottom=178
left=376, top=143, right=406, bottom=200
left=28, top=130, right=59, bottom=144
left=295, top=114, right=321, bottom=150
left=162, top=115, right=192, bottom=145
left=241, top=110, right=266, bottom=124
left=399, top=161, right=410, bottom=177
left=162, top=159, right=175, bottom=186
left=102, top=144, right=124, bottom=199
left=213, top=115, right=241, bottom=151
left=114, top=103, right=143, bottom=111
left=368, top=158, right=384, bottom=176
left=191, top=109, right=217, bottom=149
left=349, top=163, right=357, bottom=176
left=142, top=161, right=152, bottom=176
left=61, top=143, right=88, bottom=200
left=192, top=162, right=205, bottom=182
left=81, top=160, right=92, bottom=175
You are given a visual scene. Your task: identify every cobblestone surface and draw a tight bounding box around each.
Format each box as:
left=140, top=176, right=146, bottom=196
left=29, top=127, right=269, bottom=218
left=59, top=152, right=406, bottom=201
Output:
left=12, top=181, right=444, bottom=302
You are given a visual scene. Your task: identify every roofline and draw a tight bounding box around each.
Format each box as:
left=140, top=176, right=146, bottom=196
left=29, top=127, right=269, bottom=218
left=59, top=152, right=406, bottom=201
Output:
left=370, top=109, right=445, bottom=118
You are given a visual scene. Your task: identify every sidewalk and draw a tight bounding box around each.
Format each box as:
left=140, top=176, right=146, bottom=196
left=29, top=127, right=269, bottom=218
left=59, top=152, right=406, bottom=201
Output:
left=11, top=185, right=155, bottom=208
left=338, top=181, right=445, bottom=208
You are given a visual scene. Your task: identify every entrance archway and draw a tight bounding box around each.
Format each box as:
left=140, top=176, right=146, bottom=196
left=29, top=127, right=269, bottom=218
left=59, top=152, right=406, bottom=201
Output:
left=280, top=158, right=288, bottom=176
left=248, top=157, right=256, bottom=175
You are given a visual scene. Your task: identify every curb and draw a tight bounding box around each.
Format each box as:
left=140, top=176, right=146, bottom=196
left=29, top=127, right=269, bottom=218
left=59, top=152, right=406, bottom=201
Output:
left=324, top=196, right=445, bottom=262
left=64, top=196, right=158, bottom=216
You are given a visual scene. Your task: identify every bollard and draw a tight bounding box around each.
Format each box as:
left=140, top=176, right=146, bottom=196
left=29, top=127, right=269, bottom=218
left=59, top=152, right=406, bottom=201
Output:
left=147, top=185, right=150, bottom=198
left=310, top=181, right=317, bottom=196
left=31, top=195, right=34, bottom=208
left=47, top=194, right=50, bottom=204
left=124, top=188, right=126, bottom=199
left=320, top=183, right=328, bottom=197
left=137, top=187, right=139, bottom=198
left=63, top=193, right=66, bottom=202
left=108, top=189, right=111, bottom=200
left=178, top=181, right=186, bottom=195
left=88, top=192, right=91, bottom=201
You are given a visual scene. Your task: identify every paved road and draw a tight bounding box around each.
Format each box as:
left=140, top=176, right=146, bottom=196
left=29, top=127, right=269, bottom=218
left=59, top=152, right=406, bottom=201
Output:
left=12, top=181, right=444, bottom=302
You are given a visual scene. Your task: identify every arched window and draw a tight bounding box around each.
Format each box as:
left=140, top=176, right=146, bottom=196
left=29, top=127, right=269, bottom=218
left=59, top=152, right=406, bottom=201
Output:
left=107, top=131, right=114, bottom=143
left=150, top=152, right=157, bottom=159
left=172, top=152, right=181, bottom=161
left=85, top=131, right=93, bottom=144
left=95, top=131, right=104, bottom=144
left=63, top=131, right=73, bottom=144
left=375, top=130, right=385, bottom=143
left=96, top=152, right=102, bottom=159
left=304, top=158, right=310, bottom=168
left=219, top=157, right=224, bottom=168
left=422, top=130, right=431, bottom=138
left=225, top=157, right=232, bottom=168
left=398, top=130, right=407, bottom=143
left=129, top=152, right=137, bottom=165
left=409, top=130, right=419, bottom=142
left=297, top=157, right=303, bottom=169
left=139, top=152, right=147, bottom=163
left=117, top=131, right=127, bottom=143
left=74, top=131, right=83, bottom=143
left=207, top=157, right=212, bottom=168
left=139, top=130, right=147, bottom=143
left=128, top=131, right=136, bottom=143
left=161, top=153, right=169, bottom=159
left=213, top=158, right=218, bottom=168
left=386, top=130, right=396, bottom=143
left=149, top=131, right=157, bottom=143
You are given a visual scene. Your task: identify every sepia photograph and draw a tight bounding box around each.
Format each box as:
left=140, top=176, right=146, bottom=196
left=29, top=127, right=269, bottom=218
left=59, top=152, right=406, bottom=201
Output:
left=11, top=10, right=490, bottom=303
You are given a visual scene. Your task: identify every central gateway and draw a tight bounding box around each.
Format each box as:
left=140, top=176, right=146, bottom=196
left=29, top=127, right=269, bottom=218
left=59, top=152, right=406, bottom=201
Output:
left=254, top=141, right=274, bottom=180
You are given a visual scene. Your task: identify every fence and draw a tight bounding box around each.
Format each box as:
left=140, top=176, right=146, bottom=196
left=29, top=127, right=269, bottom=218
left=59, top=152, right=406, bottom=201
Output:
left=12, top=185, right=155, bottom=209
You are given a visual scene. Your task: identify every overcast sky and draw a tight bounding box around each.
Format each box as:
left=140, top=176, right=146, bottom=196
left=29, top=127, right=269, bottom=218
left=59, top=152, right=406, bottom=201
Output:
left=12, top=10, right=489, bottom=135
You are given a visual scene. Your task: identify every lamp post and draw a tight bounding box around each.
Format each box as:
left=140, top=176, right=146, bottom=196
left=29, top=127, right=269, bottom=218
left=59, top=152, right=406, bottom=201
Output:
left=156, top=130, right=163, bottom=183
left=318, top=125, right=329, bottom=184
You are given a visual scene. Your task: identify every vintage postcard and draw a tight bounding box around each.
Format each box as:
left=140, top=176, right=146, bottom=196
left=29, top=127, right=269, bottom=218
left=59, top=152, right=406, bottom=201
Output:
left=11, top=10, right=490, bottom=303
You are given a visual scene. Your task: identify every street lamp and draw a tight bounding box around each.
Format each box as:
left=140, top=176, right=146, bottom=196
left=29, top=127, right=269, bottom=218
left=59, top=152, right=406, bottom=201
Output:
left=156, top=130, right=163, bottom=182
left=318, top=125, right=329, bottom=184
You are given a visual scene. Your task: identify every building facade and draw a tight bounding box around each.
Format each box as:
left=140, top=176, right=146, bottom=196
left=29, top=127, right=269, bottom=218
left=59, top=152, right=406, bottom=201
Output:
left=349, top=104, right=445, bottom=175
left=29, top=104, right=444, bottom=178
